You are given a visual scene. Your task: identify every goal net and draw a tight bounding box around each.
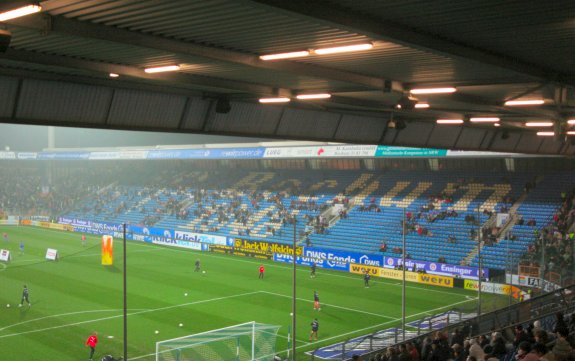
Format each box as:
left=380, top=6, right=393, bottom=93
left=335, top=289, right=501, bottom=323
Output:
left=156, top=321, right=281, bottom=361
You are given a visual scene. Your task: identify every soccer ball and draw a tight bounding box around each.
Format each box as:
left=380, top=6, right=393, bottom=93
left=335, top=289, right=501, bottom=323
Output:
left=6, top=304, right=10, bottom=308
left=184, top=292, right=188, bottom=296
left=202, top=271, right=206, bottom=274
left=155, top=330, right=159, bottom=334
left=179, top=323, right=183, bottom=327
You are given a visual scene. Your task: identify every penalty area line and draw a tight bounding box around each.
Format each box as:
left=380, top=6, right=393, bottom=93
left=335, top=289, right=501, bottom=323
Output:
left=0, top=291, right=261, bottom=339
left=261, top=291, right=395, bottom=320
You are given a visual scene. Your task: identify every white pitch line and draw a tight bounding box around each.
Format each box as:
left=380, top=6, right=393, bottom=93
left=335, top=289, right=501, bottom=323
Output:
left=0, top=291, right=261, bottom=339
left=0, top=309, right=149, bottom=332
left=276, top=296, right=478, bottom=356
left=261, top=291, right=395, bottom=320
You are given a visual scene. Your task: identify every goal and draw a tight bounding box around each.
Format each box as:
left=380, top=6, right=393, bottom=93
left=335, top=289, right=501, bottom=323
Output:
left=156, top=321, right=281, bottom=361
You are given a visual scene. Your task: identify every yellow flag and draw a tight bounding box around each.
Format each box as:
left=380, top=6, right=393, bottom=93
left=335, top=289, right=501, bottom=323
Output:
left=101, top=235, right=113, bottom=265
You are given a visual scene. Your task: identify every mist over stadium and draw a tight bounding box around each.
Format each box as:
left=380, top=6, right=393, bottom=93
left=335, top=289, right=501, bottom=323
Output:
left=1, top=124, right=574, bottom=360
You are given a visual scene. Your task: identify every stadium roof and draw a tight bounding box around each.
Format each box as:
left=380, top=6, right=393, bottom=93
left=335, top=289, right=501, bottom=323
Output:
left=1, top=0, right=575, bottom=155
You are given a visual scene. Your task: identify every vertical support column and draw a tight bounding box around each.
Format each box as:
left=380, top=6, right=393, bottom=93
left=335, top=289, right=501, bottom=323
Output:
left=292, top=218, right=297, bottom=361
left=123, top=223, right=128, bottom=361
left=402, top=208, right=406, bottom=342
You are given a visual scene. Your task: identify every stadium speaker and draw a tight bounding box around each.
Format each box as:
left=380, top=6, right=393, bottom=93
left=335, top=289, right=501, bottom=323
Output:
left=388, top=119, right=406, bottom=130
left=0, top=29, right=11, bottom=53
left=215, top=98, right=231, bottom=114
left=395, top=94, right=418, bottom=110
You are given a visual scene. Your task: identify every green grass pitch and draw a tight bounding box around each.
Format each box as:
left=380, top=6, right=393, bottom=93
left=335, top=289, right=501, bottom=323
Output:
left=0, top=225, right=501, bottom=360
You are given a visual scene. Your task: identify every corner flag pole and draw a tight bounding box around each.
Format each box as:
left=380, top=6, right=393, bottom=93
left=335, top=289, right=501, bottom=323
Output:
left=123, top=223, right=128, bottom=361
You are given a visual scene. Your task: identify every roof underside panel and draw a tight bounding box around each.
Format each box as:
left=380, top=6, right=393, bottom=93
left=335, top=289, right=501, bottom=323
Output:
left=208, top=101, right=283, bottom=135
left=108, top=89, right=188, bottom=128
left=49, top=0, right=367, bottom=53
left=334, top=114, right=387, bottom=143
left=324, top=0, right=575, bottom=76
left=277, top=108, right=341, bottom=140
left=16, top=78, right=112, bottom=124
left=0, top=76, right=19, bottom=118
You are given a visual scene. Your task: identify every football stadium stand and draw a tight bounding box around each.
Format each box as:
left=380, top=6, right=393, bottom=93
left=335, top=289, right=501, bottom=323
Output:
left=1, top=163, right=573, bottom=273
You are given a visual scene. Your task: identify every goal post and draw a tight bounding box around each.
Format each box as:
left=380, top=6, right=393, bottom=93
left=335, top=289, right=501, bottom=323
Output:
left=156, top=321, right=281, bottom=361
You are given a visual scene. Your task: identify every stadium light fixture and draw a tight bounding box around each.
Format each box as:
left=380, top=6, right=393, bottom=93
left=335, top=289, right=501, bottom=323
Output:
left=410, top=87, right=457, bottom=95
left=314, top=43, right=373, bottom=55
left=568, top=131, right=575, bottom=135
left=469, top=117, right=500, bottom=123
left=436, top=119, right=464, bottom=124
left=259, top=97, right=291, bottom=104
left=260, top=51, right=310, bottom=61
left=414, top=103, right=430, bottom=109
left=0, top=4, right=41, bottom=21
left=109, top=73, right=119, bottom=78
left=296, top=93, right=331, bottom=100
left=144, top=65, right=181, bottom=73
left=494, top=123, right=501, bottom=127
left=536, top=131, right=554, bottom=136
left=567, top=119, right=575, bottom=125
left=504, top=99, right=545, bottom=106
left=525, top=121, right=553, bottom=127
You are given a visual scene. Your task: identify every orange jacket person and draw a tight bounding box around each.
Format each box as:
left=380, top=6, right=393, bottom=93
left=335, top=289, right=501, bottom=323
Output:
left=86, top=331, right=98, bottom=361
left=259, top=265, right=265, bottom=279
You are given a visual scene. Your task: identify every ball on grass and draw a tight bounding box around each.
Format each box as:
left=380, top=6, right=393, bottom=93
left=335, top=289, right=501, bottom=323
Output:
left=155, top=330, right=159, bottom=334
left=179, top=323, right=183, bottom=327
left=202, top=270, right=206, bottom=274
left=6, top=304, right=10, bottom=308
left=289, top=312, right=293, bottom=316
left=184, top=292, right=188, bottom=296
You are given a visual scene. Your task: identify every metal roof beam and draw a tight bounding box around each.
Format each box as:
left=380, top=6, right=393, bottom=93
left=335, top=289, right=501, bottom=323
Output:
left=247, top=0, right=567, bottom=85
left=0, top=49, right=291, bottom=96
left=8, top=13, right=401, bottom=92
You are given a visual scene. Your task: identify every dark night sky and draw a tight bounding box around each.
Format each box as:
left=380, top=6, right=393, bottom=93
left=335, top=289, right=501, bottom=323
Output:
left=0, top=124, right=270, bottom=151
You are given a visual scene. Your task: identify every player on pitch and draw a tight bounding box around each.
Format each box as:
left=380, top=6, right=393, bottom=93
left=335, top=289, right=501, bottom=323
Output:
left=313, top=290, right=321, bottom=311
left=86, top=331, right=98, bottom=361
left=19, top=285, right=31, bottom=307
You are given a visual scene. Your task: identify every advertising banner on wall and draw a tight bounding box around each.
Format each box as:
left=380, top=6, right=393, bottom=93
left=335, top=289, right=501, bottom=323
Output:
left=505, top=274, right=561, bottom=292
left=174, top=230, right=227, bottom=245
left=417, top=274, right=454, bottom=288
left=384, top=256, right=488, bottom=280
left=211, top=238, right=303, bottom=260
left=148, top=236, right=203, bottom=251
left=349, top=263, right=384, bottom=277
left=464, top=279, right=524, bottom=299
left=273, top=253, right=350, bottom=271
left=304, top=248, right=384, bottom=268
